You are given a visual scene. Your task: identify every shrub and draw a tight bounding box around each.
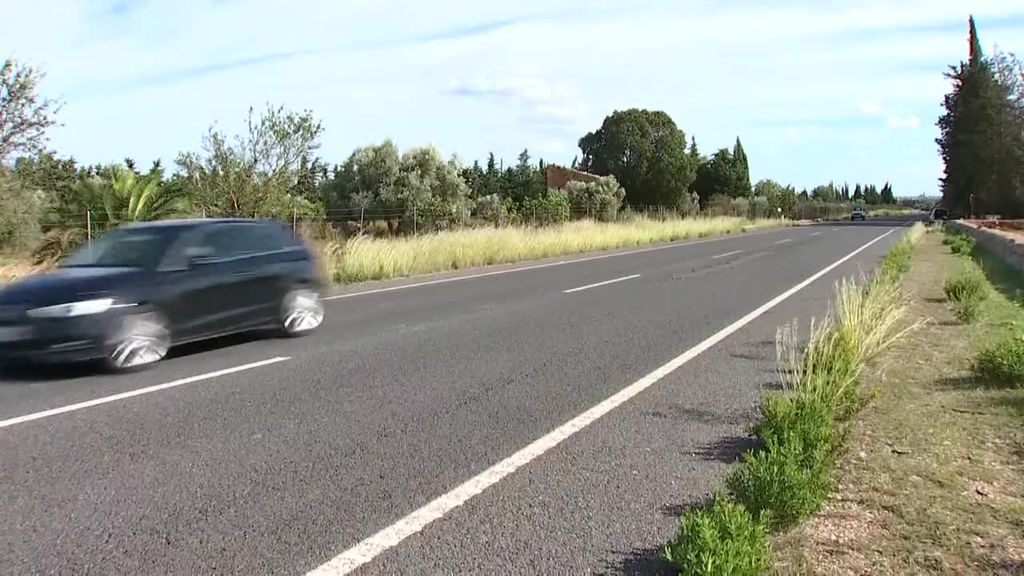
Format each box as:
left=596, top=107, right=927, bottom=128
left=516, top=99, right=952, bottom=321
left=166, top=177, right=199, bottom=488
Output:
left=944, top=263, right=988, bottom=323
left=662, top=497, right=770, bottom=576
left=974, top=334, right=1024, bottom=388
left=522, top=189, right=570, bottom=225
left=0, top=172, right=44, bottom=252
left=565, top=176, right=625, bottom=221
left=947, top=234, right=976, bottom=256
left=753, top=393, right=837, bottom=462
left=726, top=431, right=835, bottom=531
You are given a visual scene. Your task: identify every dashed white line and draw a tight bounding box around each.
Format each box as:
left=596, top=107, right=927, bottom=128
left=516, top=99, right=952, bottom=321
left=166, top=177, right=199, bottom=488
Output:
left=305, top=229, right=896, bottom=576
left=0, top=357, right=291, bottom=429
left=832, top=227, right=840, bottom=231
left=810, top=232, right=822, bottom=237
left=774, top=238, right=792, bottom=245
left=563, top=274, right=641, bottom=294
left=324, top=228, right=790, bottom=301
left=712, top=250, right=743, bottom=259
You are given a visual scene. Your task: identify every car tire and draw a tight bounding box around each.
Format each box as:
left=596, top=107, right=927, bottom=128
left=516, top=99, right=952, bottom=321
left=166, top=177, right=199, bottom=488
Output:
left=279, top=287, right=325, bottom=337
left=104, top=310, right=171, bottom=372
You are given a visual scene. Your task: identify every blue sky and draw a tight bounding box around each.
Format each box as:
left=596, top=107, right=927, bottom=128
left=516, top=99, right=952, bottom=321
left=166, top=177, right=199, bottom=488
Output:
left=4, top=0, right=1024, bottom=197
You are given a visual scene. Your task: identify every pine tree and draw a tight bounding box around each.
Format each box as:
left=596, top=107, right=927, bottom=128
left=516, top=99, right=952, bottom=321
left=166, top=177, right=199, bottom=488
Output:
left=732, top=137, right=751, bottom=196
left=853, top=184, right=864, bottom=203
left=880, top=182, right=895, bottom=204
left=937, top=16, right=1022, bottom=216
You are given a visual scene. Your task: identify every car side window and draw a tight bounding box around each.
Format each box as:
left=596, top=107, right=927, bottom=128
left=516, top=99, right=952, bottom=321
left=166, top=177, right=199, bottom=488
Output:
left=204, top=225, right=255, bottom=259
left=201, top=223, right=287, bottom=260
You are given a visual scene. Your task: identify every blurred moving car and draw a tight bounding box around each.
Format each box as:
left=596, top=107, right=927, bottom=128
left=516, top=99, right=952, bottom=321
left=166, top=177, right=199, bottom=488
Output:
left=850, top=206, right=866, bottom=221
left=0, top=219, right=325, bottom=371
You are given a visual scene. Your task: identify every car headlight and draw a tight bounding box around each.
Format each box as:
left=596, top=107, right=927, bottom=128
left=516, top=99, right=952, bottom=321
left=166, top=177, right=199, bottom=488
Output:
left=27, top=298, right=117, bottom=319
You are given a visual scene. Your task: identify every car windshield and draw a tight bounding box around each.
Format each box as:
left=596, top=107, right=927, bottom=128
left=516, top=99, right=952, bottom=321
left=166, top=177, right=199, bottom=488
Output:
left=60, top=227, right=181, bottom=270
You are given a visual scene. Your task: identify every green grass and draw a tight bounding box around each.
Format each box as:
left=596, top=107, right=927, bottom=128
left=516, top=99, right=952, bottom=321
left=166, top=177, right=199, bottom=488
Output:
left=942, top=229, right=976, bottom=256
left=325, top=216, right=783, bottom=283
left=943, top=261, right=988, bottom=323
left=663, top=497, right=771, bottom=576
left=974, top=334, right=1024, bottom=388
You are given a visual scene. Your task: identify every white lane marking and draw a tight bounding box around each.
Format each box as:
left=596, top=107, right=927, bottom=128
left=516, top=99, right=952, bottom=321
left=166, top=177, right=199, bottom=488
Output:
left=712, top=250, right=743, bottom=259
left=306, top=229, right=896, bottom=576
left=774, top=238, right=792, bottom=245
left=562, top=274, right=641, bottom=294
left=832, top=227, right=840, bottom=231
left=810, top=232, right=822, bottom=237
left=324, top=228, right=789, bottom=301
left=0, top=357, right=291, bottom=429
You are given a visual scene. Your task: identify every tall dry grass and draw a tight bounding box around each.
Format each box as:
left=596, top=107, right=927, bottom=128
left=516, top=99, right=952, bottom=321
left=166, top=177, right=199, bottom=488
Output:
left=325, top=216, right=781, bottom=284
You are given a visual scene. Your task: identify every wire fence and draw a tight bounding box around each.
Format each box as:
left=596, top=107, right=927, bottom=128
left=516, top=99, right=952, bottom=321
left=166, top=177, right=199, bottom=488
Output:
left=21, top=200, right=895, bottom=259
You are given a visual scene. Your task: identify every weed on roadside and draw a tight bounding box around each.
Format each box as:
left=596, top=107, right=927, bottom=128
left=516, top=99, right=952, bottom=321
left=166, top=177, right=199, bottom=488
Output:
left=974, top=333, right=1024, bottom=389
left=663, top=497, right=771, bottom=576
left=944, top=262, right=988, bottom=323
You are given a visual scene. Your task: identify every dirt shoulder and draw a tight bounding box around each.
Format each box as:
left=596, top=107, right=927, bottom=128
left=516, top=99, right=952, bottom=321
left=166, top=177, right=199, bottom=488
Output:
left=773, top=230, right=1024, bottom=575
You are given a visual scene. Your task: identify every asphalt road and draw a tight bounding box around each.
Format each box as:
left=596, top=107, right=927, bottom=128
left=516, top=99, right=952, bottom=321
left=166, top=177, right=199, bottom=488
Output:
left=0, top=220, right=913, bottom=575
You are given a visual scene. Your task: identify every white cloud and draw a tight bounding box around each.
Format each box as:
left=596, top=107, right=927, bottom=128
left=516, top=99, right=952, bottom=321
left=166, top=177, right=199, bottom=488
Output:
left=857, top=100, right=886, bottom=116
left=443, top=77, right=587, bottom=131
left=887, top=115, right=922, bottom=129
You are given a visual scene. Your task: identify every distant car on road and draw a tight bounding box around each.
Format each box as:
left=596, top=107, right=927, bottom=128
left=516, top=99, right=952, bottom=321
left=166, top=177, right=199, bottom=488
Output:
left=0, top=218, right=325, bottom=371
left=850, top=206, right=866, bottom=221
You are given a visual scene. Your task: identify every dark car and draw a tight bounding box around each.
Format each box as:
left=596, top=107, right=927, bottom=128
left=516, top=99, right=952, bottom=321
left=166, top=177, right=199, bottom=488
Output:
left=850, top=207, right=866, bottom=221
left=0, top=218, right=326, bottom=371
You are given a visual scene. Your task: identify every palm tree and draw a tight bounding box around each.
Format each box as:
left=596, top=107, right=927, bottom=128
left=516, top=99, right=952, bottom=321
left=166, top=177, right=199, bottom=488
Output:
left=75, top=163, right=188, bottom=227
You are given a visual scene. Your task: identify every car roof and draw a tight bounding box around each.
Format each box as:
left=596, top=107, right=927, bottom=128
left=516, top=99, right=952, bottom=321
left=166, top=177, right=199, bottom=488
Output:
left=120, top=218, right=281, bottom=230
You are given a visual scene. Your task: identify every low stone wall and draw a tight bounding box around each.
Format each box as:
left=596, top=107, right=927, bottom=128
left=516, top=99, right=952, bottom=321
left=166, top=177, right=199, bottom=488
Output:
left=947, top=220, right=1024, bottom=272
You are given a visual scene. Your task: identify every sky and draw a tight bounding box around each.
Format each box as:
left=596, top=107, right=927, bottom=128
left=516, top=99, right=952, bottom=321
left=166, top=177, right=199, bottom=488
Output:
left=3, top=0, right=1024, bottom=198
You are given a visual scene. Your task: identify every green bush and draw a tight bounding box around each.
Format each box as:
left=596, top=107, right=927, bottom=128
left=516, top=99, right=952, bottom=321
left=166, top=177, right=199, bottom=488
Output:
left=662, top=497, right=770, bottom=576
left=974, top=334, right=1024, bottom=388
left=726, top=433, right=835, bottom=531
left=944, top=264, right=988, bottom=323
left=948, top=234, right=976, bottom=256
left=753, top=393, right=837, bottom=462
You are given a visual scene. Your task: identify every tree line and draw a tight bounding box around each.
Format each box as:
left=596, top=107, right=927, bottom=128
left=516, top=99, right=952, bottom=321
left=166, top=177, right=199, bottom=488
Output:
left=1, top=57, right=901, bottom=262
left=938, top=17, right=1024, bottom=217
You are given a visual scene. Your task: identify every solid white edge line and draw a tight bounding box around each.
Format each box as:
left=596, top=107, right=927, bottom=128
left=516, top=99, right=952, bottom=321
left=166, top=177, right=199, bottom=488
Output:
left=306, top=228, right=897, bottom=576
left=323, top=227, right=790, bottom=301
left=0, top=357, right=291, bottom=429
left=711, top=250, right=743, bottom=259
left=563, top=274, right=641, bottom=294
left=774, top=238, right=792, bottom=245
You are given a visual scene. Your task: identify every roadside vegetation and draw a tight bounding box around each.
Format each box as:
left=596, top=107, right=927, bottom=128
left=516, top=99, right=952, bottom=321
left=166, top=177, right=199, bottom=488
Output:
left=327, top=216, right=775, bottom=283
left=772, top=228, right=1024, bottom=574
left=662, top=223, right=925, bottom=575
left=1, top=56, right=921, bottom=285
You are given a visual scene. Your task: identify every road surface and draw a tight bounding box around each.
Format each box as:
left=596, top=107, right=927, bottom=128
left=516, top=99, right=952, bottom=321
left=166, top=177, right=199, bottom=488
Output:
left=0, top=221, right=911, bottom=575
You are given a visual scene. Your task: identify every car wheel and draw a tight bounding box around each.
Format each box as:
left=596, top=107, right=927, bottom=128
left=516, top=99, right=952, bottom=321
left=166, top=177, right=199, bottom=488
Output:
left=104, top=311, right=170, bottom=371
left=280, top=287, right=325, bottom=336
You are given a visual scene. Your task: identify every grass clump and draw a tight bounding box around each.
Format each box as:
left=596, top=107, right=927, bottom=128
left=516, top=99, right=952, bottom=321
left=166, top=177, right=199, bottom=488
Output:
left=880, top=223, right=925, bottom=281
left=942, top=231, right=976, bottom=256
left=729, top=394, right=837, bottom=530
left=974, top=333, right=1024, bottom=388
left=944, top=262, right=988, bottom=323
left=327, top=216, right=775, bottom=283
left=662, top=497, right=771, bottom=576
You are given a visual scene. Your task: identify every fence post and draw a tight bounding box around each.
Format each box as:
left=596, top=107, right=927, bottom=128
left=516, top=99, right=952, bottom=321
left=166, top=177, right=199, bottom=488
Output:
left=86, top=210, right=92, bottom=257
left=413, top=204, right=417, bottom=235
left=360, top=207, right=365, bottom=230
left=292, top=206, right=298, bottom=235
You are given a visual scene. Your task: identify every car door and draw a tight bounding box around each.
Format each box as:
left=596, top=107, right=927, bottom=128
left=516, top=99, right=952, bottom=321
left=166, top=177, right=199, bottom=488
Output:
left=171, top=223, right=266, bottom=340
left=229, top=222, right=291, bottom=326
